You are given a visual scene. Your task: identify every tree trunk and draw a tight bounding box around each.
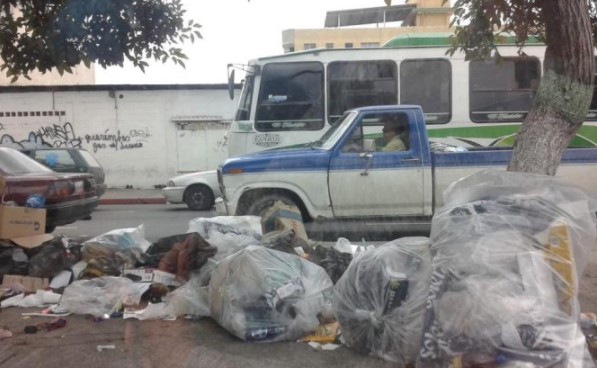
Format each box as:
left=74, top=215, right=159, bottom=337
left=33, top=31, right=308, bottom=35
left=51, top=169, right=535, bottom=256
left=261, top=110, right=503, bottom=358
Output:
left=507, top=0, right=594, bottom=175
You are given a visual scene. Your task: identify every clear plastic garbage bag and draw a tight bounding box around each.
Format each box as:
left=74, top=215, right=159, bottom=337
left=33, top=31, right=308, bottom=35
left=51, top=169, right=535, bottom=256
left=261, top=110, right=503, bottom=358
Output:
left=187, top=216, right=262, bottom=260
left=209, top=245, right=333, bottom=342
left=333, top=237, right=431, bottom=365
left=80, top=225, right=150, bottom=277
left=418, top=170, right=597, bottom=368
left=60, top=276, right=150, bottom=317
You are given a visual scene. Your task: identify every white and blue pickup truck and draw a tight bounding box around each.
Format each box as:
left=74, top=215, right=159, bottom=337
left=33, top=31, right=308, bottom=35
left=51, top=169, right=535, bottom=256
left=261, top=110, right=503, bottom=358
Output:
left=216, top=105, right=597, bottom=227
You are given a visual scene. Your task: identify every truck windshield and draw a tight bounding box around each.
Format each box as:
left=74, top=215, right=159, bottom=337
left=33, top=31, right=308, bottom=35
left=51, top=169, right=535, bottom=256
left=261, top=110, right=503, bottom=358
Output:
left=312, top=111, right=357, bottom=150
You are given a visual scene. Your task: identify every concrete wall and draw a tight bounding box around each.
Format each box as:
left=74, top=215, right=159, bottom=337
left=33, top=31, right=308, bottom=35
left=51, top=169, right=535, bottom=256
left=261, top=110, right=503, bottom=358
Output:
left=0, top=85, right=240, bottom=188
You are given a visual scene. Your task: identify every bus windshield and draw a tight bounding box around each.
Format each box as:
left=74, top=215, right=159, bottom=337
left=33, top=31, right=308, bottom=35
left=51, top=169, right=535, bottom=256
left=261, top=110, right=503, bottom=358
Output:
left=234, top=75, right=254, bottom=121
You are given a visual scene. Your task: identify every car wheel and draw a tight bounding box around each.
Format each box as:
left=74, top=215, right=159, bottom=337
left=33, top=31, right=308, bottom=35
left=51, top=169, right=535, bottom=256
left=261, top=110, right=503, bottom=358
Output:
left=185, top=185, right=214, bottom=211
left=245, top=193, right=299, bottom=218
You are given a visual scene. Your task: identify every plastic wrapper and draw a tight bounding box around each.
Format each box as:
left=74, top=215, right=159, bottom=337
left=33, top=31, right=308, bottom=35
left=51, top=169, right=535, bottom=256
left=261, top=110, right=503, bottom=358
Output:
left=418, top=170, right=597, bottom=368
left=333, top=237, right=431, bottom=365
left=0, top=244, right=28, bottom=277
left=187, top=216, right=262, bottom=260
left=163, top=271, right=211, bottom=317
left=209, top=245, right=333, bottom=342
left=81, top=224, right=151, bottom=253
left=60, top=276, right=150, bottom=317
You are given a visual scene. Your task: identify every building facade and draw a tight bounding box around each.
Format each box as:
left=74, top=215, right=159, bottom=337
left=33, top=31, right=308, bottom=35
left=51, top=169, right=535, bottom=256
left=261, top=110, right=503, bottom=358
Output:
left=282, top=0, right=452, bottom=53
left=0, top=84, right=240, bottom=189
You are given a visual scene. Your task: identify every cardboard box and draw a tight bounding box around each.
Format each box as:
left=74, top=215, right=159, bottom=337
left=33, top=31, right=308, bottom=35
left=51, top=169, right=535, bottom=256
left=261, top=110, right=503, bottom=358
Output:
left=1, top=274, right=49, bottom=292
left=123, top=268, right=179, bottom=287
left=0, top=205, right=46, bottom=239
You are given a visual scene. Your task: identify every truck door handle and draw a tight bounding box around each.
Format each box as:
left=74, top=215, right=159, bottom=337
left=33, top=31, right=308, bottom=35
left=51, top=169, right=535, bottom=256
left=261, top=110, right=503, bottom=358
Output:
left=359, top=152, right=373, bottom=176
left=401, top=158, right=419, bottom=163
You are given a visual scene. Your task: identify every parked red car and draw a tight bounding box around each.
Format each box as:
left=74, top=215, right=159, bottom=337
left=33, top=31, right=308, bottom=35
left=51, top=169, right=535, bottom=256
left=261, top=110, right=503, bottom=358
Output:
left=0, top=147, right=99, bottom=233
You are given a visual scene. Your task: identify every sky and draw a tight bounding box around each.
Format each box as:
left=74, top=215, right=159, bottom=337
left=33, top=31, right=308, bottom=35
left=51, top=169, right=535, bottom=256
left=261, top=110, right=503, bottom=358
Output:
left=95, top=0, right=400, bottom=85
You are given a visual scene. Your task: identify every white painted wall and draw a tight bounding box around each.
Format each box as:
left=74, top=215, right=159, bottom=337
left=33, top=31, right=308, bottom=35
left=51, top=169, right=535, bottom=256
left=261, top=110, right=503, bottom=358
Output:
left=0, top=85, right=240, bottom=188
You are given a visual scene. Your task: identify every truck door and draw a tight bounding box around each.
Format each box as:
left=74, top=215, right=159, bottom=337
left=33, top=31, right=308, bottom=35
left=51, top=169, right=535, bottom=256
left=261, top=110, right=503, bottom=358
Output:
left=327, top=111, right=426, bottom=217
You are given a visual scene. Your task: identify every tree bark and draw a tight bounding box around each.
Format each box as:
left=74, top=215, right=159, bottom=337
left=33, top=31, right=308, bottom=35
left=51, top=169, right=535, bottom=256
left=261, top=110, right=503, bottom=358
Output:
left=507, top=0, right=594, bottom=175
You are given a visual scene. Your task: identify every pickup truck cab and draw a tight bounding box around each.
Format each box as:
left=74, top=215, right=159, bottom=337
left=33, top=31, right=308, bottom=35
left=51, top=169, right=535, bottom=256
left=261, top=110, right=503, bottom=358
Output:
left=217, top=105, right=597, bottom=223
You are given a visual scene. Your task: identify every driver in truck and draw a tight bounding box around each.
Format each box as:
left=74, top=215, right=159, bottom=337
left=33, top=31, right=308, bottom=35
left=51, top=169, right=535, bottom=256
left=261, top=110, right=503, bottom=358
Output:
left=381, top=115, right=408, bottom=152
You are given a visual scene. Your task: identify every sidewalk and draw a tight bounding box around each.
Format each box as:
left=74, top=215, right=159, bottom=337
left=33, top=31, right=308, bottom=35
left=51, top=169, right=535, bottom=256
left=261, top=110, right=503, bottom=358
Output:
left=99, top=188, right=167, bottom=205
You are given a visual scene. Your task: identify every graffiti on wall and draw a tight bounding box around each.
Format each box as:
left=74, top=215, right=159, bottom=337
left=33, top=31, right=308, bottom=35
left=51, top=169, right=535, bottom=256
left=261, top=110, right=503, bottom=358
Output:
left=85, top=128, right=152, bottom=153
left=0, top=122, right=151, bottom=153
left=0, top=122, right=82, bottom=149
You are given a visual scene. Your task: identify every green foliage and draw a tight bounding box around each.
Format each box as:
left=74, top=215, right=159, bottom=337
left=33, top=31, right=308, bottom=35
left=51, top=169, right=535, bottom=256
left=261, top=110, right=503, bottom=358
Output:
left=0, top=0, right=202, bottom=80
left=446, top=0, right=588, bottom=60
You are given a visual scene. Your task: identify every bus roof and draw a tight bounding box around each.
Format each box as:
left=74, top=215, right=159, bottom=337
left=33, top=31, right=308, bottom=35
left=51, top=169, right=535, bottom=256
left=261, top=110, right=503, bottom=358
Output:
left=383, top=32, right=544, bottom=48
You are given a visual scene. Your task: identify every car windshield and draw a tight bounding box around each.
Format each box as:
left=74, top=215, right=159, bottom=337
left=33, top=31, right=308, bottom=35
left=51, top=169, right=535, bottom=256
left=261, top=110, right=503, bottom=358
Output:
left=0, top=148, right=54, bottom=175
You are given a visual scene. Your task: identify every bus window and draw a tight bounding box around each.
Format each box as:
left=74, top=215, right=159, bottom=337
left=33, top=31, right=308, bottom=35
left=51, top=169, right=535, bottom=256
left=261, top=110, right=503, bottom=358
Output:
left=327, top=60, right=398, bottom=123
left=400, top=59, right=451, bottom=124
left=255, top=62, right=324, bottom=131
left=469, top=57, right=541, bottom=123
left=234, top=75, right=254, bottom=121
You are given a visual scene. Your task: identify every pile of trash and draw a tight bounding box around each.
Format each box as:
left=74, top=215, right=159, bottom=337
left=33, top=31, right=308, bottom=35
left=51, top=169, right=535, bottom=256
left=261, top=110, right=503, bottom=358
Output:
left=1, top=170, right=597, bottom=367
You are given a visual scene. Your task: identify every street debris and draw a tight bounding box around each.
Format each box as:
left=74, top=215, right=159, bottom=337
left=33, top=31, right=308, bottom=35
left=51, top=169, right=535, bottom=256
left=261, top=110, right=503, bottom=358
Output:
left=0, top=170, right=596, bottom=367
left=208, top=245, right=334, bottom=342
left=23, top=317, right=67, bottom=334
left=96, top=344, right=116, bottom=352
left=0, top=328, right=12, bottom=340
left=418, top=170, right=597, bottom=367
left=333, top=237, right=431, bottom=365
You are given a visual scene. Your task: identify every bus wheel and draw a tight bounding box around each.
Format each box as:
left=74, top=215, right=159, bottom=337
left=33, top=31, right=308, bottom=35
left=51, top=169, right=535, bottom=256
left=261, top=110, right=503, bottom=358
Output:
left=246, top=193, right=297, bottom=218
left=185, top=185, right=214, bottom=211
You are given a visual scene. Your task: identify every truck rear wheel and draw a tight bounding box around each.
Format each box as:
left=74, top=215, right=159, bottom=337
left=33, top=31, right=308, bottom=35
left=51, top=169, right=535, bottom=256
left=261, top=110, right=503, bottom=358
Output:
left=246, top=193, right=298, bottom=218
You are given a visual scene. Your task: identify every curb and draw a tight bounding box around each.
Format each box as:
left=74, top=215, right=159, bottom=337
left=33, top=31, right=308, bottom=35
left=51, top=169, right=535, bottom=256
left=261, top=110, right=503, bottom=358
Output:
left=99, top=198, right=167, bottom=205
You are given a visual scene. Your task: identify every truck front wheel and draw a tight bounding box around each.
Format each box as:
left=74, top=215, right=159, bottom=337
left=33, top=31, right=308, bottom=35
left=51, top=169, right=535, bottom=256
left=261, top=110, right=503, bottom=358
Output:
left=185, top=185, right=214, bottom=211
left=245, top=193, right=299, bottom=218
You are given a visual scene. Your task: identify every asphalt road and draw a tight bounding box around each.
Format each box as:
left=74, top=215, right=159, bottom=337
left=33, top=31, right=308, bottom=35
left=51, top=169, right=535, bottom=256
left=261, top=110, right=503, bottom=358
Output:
left=50, top=204, right=429, bottom=243
left=51, top=204, right=215, bottom=243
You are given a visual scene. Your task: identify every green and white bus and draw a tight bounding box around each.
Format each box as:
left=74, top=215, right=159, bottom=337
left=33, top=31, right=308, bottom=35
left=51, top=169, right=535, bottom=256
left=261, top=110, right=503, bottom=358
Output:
left=227, top=32, right=597, bottom=157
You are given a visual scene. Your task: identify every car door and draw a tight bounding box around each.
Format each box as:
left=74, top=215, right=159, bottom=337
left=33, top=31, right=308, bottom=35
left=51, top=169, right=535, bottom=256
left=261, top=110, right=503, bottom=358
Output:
left=327, top=110, right=425, bottom=217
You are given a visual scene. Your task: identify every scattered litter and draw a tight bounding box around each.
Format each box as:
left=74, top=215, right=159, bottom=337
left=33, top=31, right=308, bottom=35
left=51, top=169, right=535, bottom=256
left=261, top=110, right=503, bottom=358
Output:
left=1, top=290, right=62, bottom=308
left=307, top=342, right=340, bottom=351
left=49, top=270, right=73, bottom=289
left=0, top=328, right=12, bottom=340
left=24, top=318, right=67, bottom=334
left=60, top=277, right=150, bottom=317
left=21, top=304, right=71, bottom=317
left=97, top=345, right=116, bottom=352
left=123, top=303, right=176, bottom=321
left=299, top=322, right=339, bottom=344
